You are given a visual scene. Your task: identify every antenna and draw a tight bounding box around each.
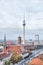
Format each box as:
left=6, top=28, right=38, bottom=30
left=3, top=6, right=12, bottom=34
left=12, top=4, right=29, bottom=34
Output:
left=24, top=9, right=26, bottom=21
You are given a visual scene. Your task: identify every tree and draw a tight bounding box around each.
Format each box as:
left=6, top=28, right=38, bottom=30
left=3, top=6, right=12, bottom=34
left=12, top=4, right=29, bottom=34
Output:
left=4, top=61, right=10, bottom=65
left=27, top=50, right=32, bottom=56
left=10, top=52, right=23, bottom=64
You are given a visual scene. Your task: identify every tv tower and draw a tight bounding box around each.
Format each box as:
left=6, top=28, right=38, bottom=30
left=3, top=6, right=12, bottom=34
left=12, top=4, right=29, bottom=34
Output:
left=23, top=18, right=26, bottom=44
left=4, top=34, right=6, bottom=51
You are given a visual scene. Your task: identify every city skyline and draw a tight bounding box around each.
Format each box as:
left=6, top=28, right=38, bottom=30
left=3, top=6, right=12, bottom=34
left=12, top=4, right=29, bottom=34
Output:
left=0, top=0, right=43, bottom=40
left=0, top=28, right=43, bottom=40
left=0, top=1, right=43, bottom=65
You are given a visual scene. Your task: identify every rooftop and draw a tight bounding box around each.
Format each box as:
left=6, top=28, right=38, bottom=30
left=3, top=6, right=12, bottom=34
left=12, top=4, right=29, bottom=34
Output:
left=28, top=54, right=43, bottom=65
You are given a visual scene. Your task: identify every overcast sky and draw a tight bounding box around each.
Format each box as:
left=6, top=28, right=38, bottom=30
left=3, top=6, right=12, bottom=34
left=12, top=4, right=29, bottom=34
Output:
left=0, top=0, right=43, bottom=40
left=0, top=0, right=43, bottom=29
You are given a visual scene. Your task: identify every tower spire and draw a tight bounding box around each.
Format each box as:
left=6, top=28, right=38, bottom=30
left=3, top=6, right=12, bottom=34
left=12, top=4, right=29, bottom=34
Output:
left=4, top=34, right=6, bottom=51
left=4, top=34, right=6, bottom=43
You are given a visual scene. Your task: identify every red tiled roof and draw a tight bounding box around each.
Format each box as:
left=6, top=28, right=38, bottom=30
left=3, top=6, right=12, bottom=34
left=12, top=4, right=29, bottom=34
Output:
left=6, top=45, right=24, bottom=54
left=28, top=58, right=43, bottom=65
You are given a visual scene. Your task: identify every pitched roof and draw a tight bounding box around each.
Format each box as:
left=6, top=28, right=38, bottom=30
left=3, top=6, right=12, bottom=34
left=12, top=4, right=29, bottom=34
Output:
left=29, top=58, right=43, bottom=65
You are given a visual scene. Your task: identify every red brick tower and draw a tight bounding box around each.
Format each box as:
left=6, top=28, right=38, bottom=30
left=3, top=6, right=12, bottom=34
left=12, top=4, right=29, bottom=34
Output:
left=18, top=36, right=21, bottom=45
